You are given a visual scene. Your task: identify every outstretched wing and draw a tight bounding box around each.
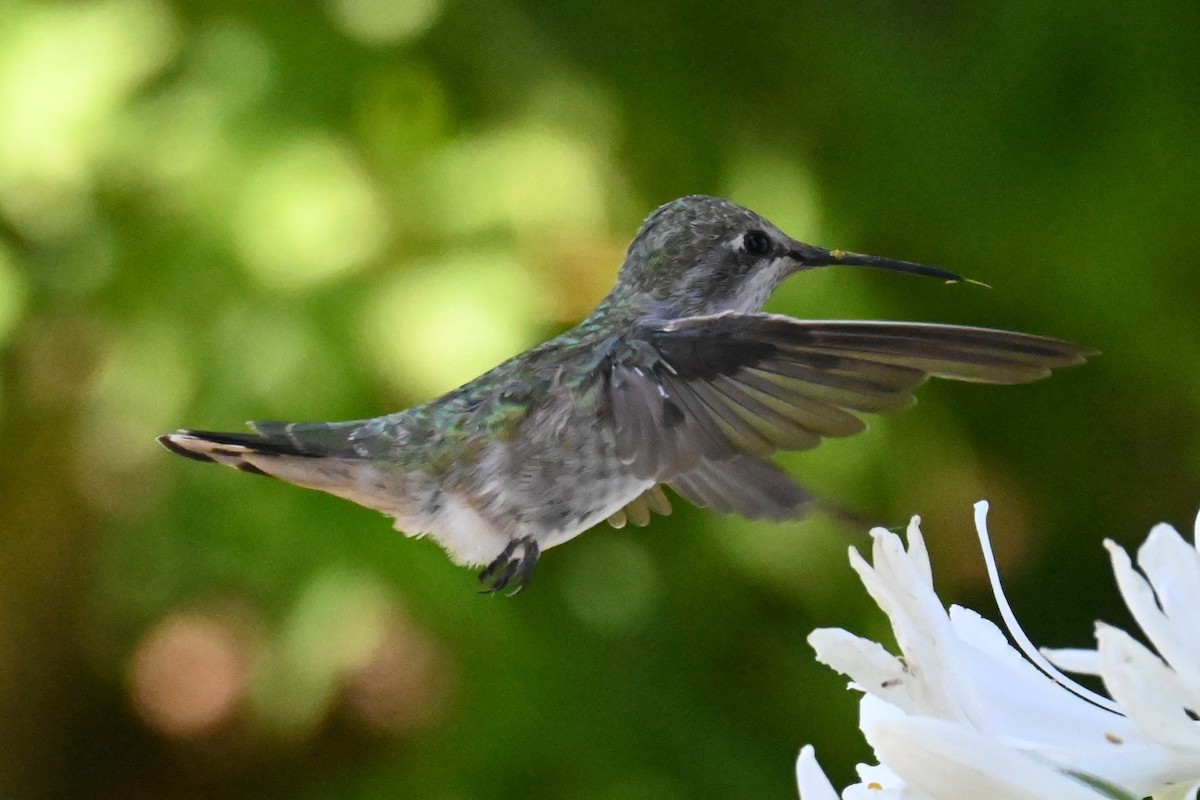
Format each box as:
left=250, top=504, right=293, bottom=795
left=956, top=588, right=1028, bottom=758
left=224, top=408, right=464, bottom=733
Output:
left=602, top=313, right=1095, bottom=488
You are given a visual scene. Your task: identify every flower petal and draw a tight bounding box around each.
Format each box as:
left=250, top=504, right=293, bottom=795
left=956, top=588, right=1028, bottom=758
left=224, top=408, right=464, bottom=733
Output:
left=806, top=504, right=1200, bottom=800
left=904, top=516, right=932, bottom=588
left=1104, top=543, right=1200, bottom=716
left=1153, top=778, right=1200, bottom=800
left=947, top=605, right=1135, bottom=746
left=796, top=746, right=843, bottom=800
left=809, top=628, right=913, bottom=710
left=1044, top=647, right=1104, bottom=677
left=1135, top=525, right=1200, bottom=686
left=1098, top=624, right=1200, bottom=752
left=869, top=716, right=1121, bottom=800
left=848, top=528, right=979, bottom=725
left=1194, top=508, right=1200, bottom=555
left=1107, top=540, right=1174, bottom=662
left=845, top=761, right=915, bottom=800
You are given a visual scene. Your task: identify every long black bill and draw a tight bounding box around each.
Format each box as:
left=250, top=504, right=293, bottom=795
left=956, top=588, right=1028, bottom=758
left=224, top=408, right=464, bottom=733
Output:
left=787, top=242, right=969, bottom=284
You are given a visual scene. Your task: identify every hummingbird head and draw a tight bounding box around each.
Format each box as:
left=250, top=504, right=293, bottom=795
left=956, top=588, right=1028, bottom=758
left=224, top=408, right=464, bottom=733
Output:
left=614, top=195, right=966, bottom=319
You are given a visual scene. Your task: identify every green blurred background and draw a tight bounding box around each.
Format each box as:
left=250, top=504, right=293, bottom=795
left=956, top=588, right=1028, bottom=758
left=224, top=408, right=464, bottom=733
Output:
left=1, top=0, right=1198, bottom=797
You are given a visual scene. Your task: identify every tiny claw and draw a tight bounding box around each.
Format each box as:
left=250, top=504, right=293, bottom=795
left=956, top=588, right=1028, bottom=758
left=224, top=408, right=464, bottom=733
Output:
left=478, top=538, right=519, bottom=587
left=477, top=536, right=540, bottom=595
left=479, top=558, right=519, bottom=595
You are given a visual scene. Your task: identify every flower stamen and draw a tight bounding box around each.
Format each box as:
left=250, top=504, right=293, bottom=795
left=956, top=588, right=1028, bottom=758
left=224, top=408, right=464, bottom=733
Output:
left=974, top=500, right=1123, bottom=714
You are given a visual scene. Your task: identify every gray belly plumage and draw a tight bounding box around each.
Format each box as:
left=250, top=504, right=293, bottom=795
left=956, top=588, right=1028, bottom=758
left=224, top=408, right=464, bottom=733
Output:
left=396, top=409, right=652, bottom=566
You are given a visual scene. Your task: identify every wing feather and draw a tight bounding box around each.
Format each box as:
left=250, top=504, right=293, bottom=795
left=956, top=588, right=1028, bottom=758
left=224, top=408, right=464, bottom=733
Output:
left=603, top=312, right=1094, bottom=491
left=668, top=455, right=813, bottom=520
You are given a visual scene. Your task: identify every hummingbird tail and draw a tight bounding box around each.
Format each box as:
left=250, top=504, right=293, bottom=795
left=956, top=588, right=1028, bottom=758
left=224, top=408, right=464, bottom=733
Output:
left=158, top=417, right=372, bottom=463
left=156, top=420, right=381, bottom=493
left=156, top=428, right=330, bottom=475
left=158, top=424, right=432, bottom=528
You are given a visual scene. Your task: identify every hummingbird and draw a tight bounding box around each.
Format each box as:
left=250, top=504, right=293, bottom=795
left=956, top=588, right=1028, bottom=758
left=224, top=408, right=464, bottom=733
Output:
left=159, top=195, right=1094, bottom=594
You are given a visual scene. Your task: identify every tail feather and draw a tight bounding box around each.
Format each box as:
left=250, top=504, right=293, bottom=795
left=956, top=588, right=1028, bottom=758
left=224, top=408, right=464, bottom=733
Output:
left=161, top=428, right=322, bottom=459
left=156, top=430, right=321, bottom=479
left=156, top=420, right=367, bottom=475
left=158, top=418, right=378, bottom=463
left=247, top=420, right=374, bottom=458
left=158, top=425, right=423, bottom=523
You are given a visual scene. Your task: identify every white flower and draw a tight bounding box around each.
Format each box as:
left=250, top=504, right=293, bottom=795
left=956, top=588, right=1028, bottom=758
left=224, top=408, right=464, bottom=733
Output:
left=797, top=502, right=1200, bottom=800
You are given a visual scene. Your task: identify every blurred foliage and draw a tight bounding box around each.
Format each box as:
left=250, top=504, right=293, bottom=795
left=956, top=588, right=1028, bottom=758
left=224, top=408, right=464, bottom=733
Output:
left=0, top=0, right=1198, bottom=798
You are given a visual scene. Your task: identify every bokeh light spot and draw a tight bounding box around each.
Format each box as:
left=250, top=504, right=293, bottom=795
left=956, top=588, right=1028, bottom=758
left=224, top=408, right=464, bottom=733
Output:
left=559, top=536, right=658, bottom=633
left=359, top=251, right=549, bottom=399
left=213, top=305, right=323, bottom=404
left=81, top=321, right=193, bottom=473
left=713, top=515, right=848, bottom=608
left=342, top=608, right=454, bottom=734
left=252, top=570, right=391, bottom=735
left=234, top=136, right=389, bottom=291
left=356, top=66, right=448, bottom=166
left=129, top=610, right=257, bottom=739
left=722, top=147, right=824, bottom=240
left=326, top=0, right=442, bottom=45
left=248, top=570, right=453, bottom=738
left=525, top=78, right=623, bottom=154
left=122, top=22, right=273, bottom=201
left=428, top=125, right=607, bottom=235
left=0, top=0, right=178, bottom=238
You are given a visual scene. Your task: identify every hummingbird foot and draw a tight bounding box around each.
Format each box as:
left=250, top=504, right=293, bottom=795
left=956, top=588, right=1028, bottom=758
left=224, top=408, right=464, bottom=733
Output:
left=478, top=536, right=540, bottom=596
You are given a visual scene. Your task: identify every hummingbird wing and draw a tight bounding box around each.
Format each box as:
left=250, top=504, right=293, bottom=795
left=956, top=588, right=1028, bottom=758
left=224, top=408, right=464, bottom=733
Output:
left=666, top=454, right=815, bottom=519
left=603, top=312, right=1095, bottom=486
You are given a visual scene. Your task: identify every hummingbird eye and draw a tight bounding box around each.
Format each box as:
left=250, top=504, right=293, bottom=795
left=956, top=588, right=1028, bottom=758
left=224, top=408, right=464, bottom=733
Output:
left=742, top=230, right=772, bottom=257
